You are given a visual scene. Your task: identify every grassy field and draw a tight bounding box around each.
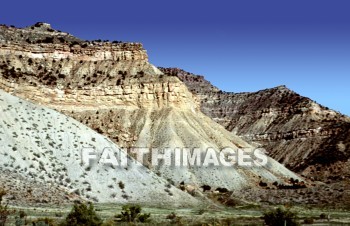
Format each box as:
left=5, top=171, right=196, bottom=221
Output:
left=5, top=203, right=350, bottom=225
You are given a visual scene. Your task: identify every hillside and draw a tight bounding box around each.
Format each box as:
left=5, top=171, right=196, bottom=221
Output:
left=0, top=23, right=303, bottom=199
left=0, top=89, right=201, bottom=206
left=159, top=67, right=350, bottom=183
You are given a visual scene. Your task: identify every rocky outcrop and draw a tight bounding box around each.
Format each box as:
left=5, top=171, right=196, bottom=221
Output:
left=0, top=22, right=81, bottom=44
left=160, top=68, right=350, bottom=182
left=0, top=25, right=193, bottom=111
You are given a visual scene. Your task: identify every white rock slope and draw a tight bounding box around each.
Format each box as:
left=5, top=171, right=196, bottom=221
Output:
left=0, top=89, right=198, bottom=206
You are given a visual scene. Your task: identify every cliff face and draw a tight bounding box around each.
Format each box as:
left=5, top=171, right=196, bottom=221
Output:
left=0, top=24, right=196, bottom=111
left=0, top=30, right=199, bottom=146
left=160, top=68, right=350, bottom=182
left=0, top=23, right=302, bottom=197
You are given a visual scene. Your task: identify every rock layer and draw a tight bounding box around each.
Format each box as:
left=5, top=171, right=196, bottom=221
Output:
left=159, top=67, right=350, bottom=182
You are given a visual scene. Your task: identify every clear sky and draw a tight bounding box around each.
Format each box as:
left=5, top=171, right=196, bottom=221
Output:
left=1, top=0, right=349, bottom=115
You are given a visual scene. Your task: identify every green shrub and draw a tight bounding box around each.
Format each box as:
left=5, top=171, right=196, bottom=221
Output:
left=319, top=213, right=327, bottom=219
left=64, top=202, right=102, bottom=226
left=15, top=210, right=27, bottom=226
left=118, top=181, right=125, bottom=190
left=15, top=217, right=25, bottom=226
left=115, top=205, right=150, bottom=223
left=18, top=210, right=27, bottom=219
left=304, top=218, right=314, bottom=224
left=166, top=212, right=183, bottom=225
left=263, top=207, right=299, bottom=226
left=101, top=219, right=115, bottom=226
left=31, top=218, right=57, bottom=226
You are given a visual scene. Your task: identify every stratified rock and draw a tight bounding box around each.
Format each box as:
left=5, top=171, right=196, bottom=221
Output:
left=159, top=67, right=350, bottom=182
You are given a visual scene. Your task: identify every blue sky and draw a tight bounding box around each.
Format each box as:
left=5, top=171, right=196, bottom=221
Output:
left=1, top=0, right=349, bottom=115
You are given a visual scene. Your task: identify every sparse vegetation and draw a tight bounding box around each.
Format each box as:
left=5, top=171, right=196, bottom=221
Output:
left=0, top=188, right=14, bottom=226
left=63, top=202, right=102, bottom=226
left=115, top=204, right=151, bottom=223
left=263, top=207, right=299, bottom=226
left=166, top=212, right=183, bottom=225
left=2, top=202, right=350, bottom=226
left=319, top=213, right=327, bottom=219
left=303, top=217, right=314, bottom=224
left=30, top=217, right=57, bottom=226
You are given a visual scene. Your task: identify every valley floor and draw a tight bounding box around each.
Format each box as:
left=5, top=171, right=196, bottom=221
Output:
left=5, top=203, right=350, bottom=225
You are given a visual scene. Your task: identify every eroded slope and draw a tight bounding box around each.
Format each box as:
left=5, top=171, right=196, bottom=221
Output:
left=160, top=68, right=350, bottom=182
left=0, top=89, right=199, bottom=206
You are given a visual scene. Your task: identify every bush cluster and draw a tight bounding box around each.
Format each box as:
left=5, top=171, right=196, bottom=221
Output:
left=115, top=205, right=151, bottom=223
left=263, top=207, right=299, bottom=226
left=63, top=202, right=102, bottom=226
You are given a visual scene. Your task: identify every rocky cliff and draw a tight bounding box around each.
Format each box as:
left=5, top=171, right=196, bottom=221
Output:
left=160, top=67, right=350, bottom=182
left=0, top=23, right=195, bottom=112
left=0, top=23, right=303, bottom=203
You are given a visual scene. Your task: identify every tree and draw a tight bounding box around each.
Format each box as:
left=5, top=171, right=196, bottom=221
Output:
left=115, top=205, right=150, bottom=223
left=263, top=207, right=299, bottom=226
left=64, top=202, right=102, bottom=226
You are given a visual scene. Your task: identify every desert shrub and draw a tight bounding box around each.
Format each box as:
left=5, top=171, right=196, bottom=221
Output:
left=319, top=213, right=327, bottom=219
left=18, top=210, right=27, bottom=219
left=201, top=185, right=211, bottom=192
left=197, top=209, right=206, bottom=215
left=58, top=74, right=66, bottom=79
left=166, top=212, right=183, bottom=225
left=31, top=218, right=57, bottom=226
left=101, top=219, right=115, bottom=226
left=63, top=202, right=102, bottom=226
left=303, top=218, right=314, bottom=224
left=41, top=37, right=54, bottom=44
left=28, top=58, right=33, bottom=65
left=166, top=212, right=177, bottom=220
left=263, top=207, right=299, bottom=226
left=118, top=181, right=125, bottom=190
left=115, top=205, right=150, bottom=223
left=69, top=41, right=80, bottom=47
left=57, top=37, right=65, bottom=43
left=15, top=210, right=27, bottom=226
left=15, top=217, right=25, bottom=226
